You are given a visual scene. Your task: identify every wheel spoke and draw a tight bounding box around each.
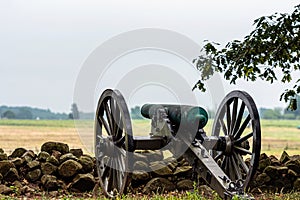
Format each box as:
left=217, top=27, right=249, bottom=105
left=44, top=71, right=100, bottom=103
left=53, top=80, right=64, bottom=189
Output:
left=99, top=156, right=110, bottom=178
left=116, top=114, right=123, bottom=140
left=234, top=146, right=252, bottom=155
left=232, top=102, right=245, bottom=136
left=231, top=155, right=242, bottom=180
left=224, top=156, right=229, bottom=175
left=230, top=98, right=238, bottom=136
left=219, top=118, right=228, bottom=136
left=112, top=163, right=119, bottom=191
left=104, top=102, right=114, bottom=135
left=110, top=98, right=117, bottom=134
left=234, top=152, right=249, bottom=174
left=110, top=99, right=121, bottom=137
left=234, top=114, right=251, bottom=139
left=106, top=162, right=114, bottom=192
left=226, top=103, right=231, bottom=135
left=214, top=151, right=224, bottom=161
left=228, top=156, right=236, bottom=180
left=116, top=154, right=125, bottom=190
left=115, top=136, right=125, bottom=147
left=101, top=165, right=110, bottom=179
left=98, top=115, right=111, bottom=135
left=234, top=132, right=253, bottom=145
left=221, top=156, right=227, bottom=169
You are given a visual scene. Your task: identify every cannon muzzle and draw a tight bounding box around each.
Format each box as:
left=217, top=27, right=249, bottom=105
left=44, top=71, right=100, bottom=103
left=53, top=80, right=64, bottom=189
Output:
left=141, top=104, right=208, bottom=129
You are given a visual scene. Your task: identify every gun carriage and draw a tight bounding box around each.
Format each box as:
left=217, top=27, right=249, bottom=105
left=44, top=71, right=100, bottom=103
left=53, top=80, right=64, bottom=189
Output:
left=95, top=89, right=261, bottom=199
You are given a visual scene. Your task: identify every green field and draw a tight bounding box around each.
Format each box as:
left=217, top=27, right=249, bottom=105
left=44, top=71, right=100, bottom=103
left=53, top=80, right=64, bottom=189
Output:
left=0, top=119, right=299, bottom=157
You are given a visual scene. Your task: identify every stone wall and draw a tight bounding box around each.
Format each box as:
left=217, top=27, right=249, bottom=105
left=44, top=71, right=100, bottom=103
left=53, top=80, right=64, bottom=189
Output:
left=0, top=141, right=298, bottom=196
left=0, top=142, right=96, bottom=195
left=249, top=151, right=300, bottom=193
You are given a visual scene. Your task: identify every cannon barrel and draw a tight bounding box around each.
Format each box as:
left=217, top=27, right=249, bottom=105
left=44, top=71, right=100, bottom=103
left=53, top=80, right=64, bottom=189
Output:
left=141, top=104, right=208, bottom=129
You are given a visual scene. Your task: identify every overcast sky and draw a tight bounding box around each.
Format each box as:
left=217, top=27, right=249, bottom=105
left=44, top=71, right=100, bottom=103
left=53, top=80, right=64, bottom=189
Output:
left=0, top=0, right=299, bottom=113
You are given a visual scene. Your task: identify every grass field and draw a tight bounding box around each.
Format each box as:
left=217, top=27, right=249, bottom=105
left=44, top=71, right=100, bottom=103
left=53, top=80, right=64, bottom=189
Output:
left=0, top=119, right=299, bottom=157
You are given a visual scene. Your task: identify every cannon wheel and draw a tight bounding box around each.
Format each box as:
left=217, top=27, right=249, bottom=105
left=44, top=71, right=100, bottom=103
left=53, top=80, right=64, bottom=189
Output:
left=95, top=89, right=134, bottom=198
left=211, top=90, right=261, bottom=189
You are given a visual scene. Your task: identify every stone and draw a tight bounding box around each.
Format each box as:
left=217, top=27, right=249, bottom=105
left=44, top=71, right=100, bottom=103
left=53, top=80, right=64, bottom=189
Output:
left=176, top=179, right=194, bottom=190
left=12, top=180, right=23, bottom=188
left=255, top=173, right=271, bottom=186
left=22, top=150, right=36, bottom=159
left=257, top=158, right=271, bottom=171
left=174, top=166, right=192, bottom=175
left=51, top=150, right=62, bottom=160
left=22, top=150, right=36, bottom=163
left=70, top=149, right=83, bottom=158
left=177, top=156, right=187, bottom=165
left=264, top=166, right=280, bottom=179
left=0, top=184, right=13, bottom=194
left=0, top=161, right=15, bottom=176
left=0, top=153, right=8, bottom=161
left=41, top=175, right=59, bottom=191
left=294, top=178, right=300, bottom=190
left=277, top=166, right=288, bottom=175
left=58, top=160, right=82, bottom=177
left=78, top=155, right=94, bottom=173
left=12, top=180, right=23, bottom=195
left=41, top=162, right=57, bottom=175
left=69, top=173, right=95, bottom=192
left=41, top=141, right=69, bottom=155
left=11, top=158, right=24, bottom=167
left=280, top=151, right=290, bottom=164
left=260, top=153, right=269, bottom=160
left=0, top=149, right=4, bottom=154
left=59, top=153, right=78, bottom=163
left=49, top=191, right=59, bottom=197
left=269, top=156, right=281, bottom=166
left=10, top=148, right=27, bottom=158
left=46, top=155, right=59, bottom=166
left=142, top=177, right=176, bottom=194
left=22, top=185, right=37, bottom=194
left=134, top=161, right=149, bottom=171
left=146, top=150, right=164, bottom=162
left=27, top=160, right=40, bottom=169
left=290, top=155, right=300, bottom=162
left=287, top=169, right=298, bottom=181
left=4, top=167, right=19, bottom=182
left=286, top=160, right=300, bottom=174
left=150, top=161, right=173, bottom=176
left=132, top=170, right=150, bottom=181
left=23, top=155, right=33, bottom=163
left=273, top=180, right=285, bottom=188
left=37, top=151, right=50, bottom=162
left=164, top=157, right=178, bottom=171
left=27, top=169, right=41, bottom=182
left=133, top=152, right=148, bottom=163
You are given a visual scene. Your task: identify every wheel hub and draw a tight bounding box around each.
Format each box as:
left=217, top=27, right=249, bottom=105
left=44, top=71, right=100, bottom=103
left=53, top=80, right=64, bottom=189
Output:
left=98, top=137, right=118, bottom=158
left=224, top=135, right=233, bottom=155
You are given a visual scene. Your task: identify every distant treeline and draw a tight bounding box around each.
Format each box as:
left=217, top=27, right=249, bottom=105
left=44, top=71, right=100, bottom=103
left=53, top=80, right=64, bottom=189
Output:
left=0, top=105, right=94, bottom=120
left=1, top=103, right=299, bottom=121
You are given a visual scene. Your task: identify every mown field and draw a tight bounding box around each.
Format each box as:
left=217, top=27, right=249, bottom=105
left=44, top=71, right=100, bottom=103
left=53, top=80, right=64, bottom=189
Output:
left=0, top=119, right=299, bottom=157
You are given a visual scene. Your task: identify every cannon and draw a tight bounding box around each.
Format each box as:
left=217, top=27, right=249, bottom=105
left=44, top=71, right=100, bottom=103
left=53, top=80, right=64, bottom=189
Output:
left=94, top=89, right=261, bottom=199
